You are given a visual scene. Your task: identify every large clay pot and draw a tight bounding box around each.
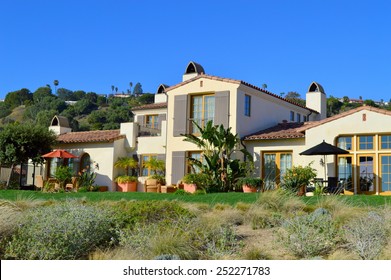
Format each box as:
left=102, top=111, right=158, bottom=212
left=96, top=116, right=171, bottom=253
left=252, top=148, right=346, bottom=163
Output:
left=117, top=181, right=137, bottom=192
left=242, top=185, right=257, bottom=193
left=183, top=183, right=197, bottom=193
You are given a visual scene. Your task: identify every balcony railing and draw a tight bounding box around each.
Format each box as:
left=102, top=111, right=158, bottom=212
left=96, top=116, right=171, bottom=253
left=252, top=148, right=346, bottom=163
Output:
left=138, top=124, right=161, bottom=137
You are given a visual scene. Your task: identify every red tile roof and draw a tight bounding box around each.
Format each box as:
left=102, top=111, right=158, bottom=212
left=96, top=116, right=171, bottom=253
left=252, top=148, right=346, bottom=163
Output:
left=132, top=102, right=167, bottom=111
left=244, top=122, right=311, bottom=140
left=57, top=130, right=124, bottom=143
left=165, top=74, right=317, bottom=113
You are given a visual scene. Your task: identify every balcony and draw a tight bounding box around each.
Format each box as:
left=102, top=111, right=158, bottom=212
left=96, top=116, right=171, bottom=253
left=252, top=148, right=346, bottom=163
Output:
left=138, top=124, right=161, bottom=137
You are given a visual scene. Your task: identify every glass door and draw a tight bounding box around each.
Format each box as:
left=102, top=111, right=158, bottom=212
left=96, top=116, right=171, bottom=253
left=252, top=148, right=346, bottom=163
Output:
left=358, top=155, right=375, bottom=193
left=338, top=156, right=353, bottom=192
left=380, top=155, right=391, bottom=193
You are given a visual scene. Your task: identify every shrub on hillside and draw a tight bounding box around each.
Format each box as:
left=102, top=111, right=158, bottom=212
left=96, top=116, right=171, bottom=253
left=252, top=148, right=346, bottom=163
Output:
left=5, top=201, right=115, bottom=260
left=278, top=209, right=338, bottom=258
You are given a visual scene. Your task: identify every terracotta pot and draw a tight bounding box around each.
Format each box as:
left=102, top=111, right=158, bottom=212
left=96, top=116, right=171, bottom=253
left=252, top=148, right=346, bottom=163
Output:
left=242, top=185, right=257, bottom=193
left=117, top=181, right=137, bottom=192
left=183, top=183, right=197, bottom=193
left=98, top=186, right=108, bottom=192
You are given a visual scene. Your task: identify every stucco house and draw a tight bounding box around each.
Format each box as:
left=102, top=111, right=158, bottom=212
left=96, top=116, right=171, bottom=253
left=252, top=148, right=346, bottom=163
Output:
left=43, top=61, right=391, bottom=195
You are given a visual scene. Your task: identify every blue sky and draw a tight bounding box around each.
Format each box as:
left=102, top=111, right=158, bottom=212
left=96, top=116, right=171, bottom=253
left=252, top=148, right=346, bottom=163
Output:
left=1, top=0, right=390, bottom=101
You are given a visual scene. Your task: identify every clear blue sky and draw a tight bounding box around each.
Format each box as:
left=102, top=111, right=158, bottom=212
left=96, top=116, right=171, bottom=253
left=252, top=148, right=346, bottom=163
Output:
left=1, top=0, right=390, bottom=102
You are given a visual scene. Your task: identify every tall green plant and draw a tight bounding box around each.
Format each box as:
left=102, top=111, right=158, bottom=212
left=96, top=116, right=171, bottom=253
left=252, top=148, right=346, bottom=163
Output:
left=182, top=121, right=253, bottom=192
left=143, top=158, right=165, bottom=176
left=114, top=157, right=138, bottom=176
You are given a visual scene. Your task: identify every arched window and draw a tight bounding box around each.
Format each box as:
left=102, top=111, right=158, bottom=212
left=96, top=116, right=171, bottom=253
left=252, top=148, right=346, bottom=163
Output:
left=80, top=153, right=91, bottom=173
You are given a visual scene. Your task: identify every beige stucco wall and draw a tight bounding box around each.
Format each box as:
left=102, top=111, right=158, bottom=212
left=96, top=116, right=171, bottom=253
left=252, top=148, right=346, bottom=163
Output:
left=56, top=139, right=127, bottom=191
left=246, top=138, right=306, bottom=177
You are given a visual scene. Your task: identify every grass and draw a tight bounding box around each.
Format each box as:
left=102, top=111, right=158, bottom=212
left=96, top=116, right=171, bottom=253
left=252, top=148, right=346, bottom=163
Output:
left=1, top=190, right=391, bottom=207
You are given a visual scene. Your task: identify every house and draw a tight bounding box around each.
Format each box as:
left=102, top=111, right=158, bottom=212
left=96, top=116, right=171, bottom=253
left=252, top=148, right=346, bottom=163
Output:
left=244, top=106, right=391, bottom=195
left=44, top=61, right=391, bottom=195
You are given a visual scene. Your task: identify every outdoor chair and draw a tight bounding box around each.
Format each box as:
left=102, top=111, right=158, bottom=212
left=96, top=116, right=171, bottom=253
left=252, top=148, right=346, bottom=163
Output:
left=143, top=178, right=161, bottom=193
left=327, top=177, right=340, bottom=194
left=65, top=176, right=78, bottom=191
left=35, top=175, right=46, bottom=191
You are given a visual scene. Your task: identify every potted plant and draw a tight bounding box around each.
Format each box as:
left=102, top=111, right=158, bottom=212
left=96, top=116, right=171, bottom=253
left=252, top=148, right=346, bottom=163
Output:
left=182, top=173, right=208, bottom=193
left=281, top=164, right=317, bottom=196
left=239, top=177, right=262, bottom=193
left=114, top=157, right=138, bottom=192
left=115, top=175, right=138, bottom=192
left=54, top=166, right=73, bottom=190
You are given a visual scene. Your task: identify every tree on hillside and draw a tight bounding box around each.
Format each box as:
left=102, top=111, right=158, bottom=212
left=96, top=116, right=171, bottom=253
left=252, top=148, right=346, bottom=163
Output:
left=138, top=93, right=154, bottom=104
left=133, top=82, right=143, bottom=96
left=285, top=91, right=305, bottom=106
left=0, top=123, right=57, bottom=188
left=4, top=88, right=33, bottom=109
left=0, top=102, right=12, bottom=118
left=33, top=87, right=54, bottom=103
left=24, top=96, right=67, bottom=122
left=57, top=88, right=74, bottom=101
left=129, top=82, right=133, bottom=95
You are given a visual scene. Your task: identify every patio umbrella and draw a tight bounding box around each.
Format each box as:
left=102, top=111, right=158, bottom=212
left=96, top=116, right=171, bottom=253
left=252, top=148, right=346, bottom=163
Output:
left=42, top=149, right=78, bottom=159
left=300, top=140, right=349, bottom=179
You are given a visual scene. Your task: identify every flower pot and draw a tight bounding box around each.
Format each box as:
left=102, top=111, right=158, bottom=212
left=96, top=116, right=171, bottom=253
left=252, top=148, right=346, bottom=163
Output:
left=242, top=184, right=257, bottom=193
left=98, top=186, right=108, bottom=192
left=183, top=183, right=197, bottom=193
left=117, top=181, right=137, bottom=192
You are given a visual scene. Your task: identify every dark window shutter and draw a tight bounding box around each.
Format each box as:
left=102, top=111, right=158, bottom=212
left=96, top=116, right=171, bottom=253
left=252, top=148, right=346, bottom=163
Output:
left=137, top=115, right=144, bottom=125
left=171, top=151, right=185, bottom=184
left=158, top=114, right=166, bottom=129
left=173, top=95, right=188, bottom=136
left=214, top=91, right=230, bottom=128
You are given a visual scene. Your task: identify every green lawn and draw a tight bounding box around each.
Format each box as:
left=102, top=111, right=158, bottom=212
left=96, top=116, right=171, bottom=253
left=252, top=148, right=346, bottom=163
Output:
left=1, top=190, right=391, bottom=206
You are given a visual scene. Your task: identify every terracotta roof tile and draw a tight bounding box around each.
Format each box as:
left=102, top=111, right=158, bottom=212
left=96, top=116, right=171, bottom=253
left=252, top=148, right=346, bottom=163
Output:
left=165, top=74, right=317, bottom=113
left=244, top=122, right=311, bottom=140
left=57, top=130, right=124, bottom=143
left=132, top=102, right=167, bottom=111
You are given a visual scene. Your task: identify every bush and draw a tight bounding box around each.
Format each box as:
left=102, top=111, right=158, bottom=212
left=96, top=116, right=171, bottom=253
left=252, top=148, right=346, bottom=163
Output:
left=109, top=200, right=195, bottom=230
left=343, top=212, right=388, bottom=260
left=5, top=201, right=115, bottom=259
left=255, top=189, right=306, bottom=213
left=279, top=209, right=338, bottom=258
left=281, top=164, right=316, bottom=192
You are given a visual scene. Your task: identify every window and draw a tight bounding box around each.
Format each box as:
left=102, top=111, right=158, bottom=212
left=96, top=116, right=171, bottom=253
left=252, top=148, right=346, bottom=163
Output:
left=337, top=156, right=353, bottom=191
left=141, top=154, right=157, bottom=176
left=187, top=151, right=202, bottom=173
left=380, top=155, right=391, bottom=192
left=303, top=115, right=307, bottom=122
left=337, top=136, right=352, bottom=150
left=191, top=94, right=215, bottom=133
left=263, top=152, right=292, bottom=190
left=381, top=135, right=391, bottom=149
left=244, top=95, right=251, bottom=117
left=80, top=153, right=91, bottom=172
left=296, top=113, right=301, bottom=123
left=145, top=115, right=158, bottom=128
left=359, top=135, right=374, bottom=150
left=290, top=111, right=294, bottom=122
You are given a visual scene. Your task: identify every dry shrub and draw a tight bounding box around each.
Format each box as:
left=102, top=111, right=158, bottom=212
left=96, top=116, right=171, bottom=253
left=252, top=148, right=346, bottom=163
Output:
left=0, top=201, right=22, bottom=240
left=235, top=202, right=251, bottom=212
left=327, top=249, right=360, bottom=260
left=202, top=207, right=244, bottom=227
left=245, top=206, right=281, bottom=229
left=255, top=189, right=306, bottom=214
left=343, top=211, right=388, bottom=260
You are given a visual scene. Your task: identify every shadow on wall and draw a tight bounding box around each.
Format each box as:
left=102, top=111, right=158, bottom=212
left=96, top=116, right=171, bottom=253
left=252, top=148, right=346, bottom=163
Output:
left=94, top=173, right=113, bottom=191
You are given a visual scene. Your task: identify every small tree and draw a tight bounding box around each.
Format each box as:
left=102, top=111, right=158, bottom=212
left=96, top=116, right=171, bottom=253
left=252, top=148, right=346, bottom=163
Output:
left=0, top=123, right=57, bottom=188
left=182, top=121, right=253, bottom=192
left=114, top=157, right=138, bottom=176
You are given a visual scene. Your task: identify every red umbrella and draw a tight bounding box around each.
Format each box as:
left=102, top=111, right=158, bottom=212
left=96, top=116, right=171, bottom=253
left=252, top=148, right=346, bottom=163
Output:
left=42, top=149, right=78, bottom=159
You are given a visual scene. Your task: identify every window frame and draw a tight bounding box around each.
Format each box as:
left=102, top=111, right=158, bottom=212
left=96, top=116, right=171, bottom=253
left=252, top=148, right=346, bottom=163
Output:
left=244, top=94, right=251, bottom=117
left=380, top=135, right=391, bottom=150
left=261, top=151, right=293, bottom=190
left=141, top=154, right=157, bottom=177
left=190, top=93, right=215, bottom=134
left=358, top=135, right=374, bottom=150
left=145, top=114, right=158, bottom=129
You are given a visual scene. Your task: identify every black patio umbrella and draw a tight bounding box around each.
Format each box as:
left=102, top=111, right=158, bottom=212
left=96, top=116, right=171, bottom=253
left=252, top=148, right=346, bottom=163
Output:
left=300, top=140, right=349, bottom=179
